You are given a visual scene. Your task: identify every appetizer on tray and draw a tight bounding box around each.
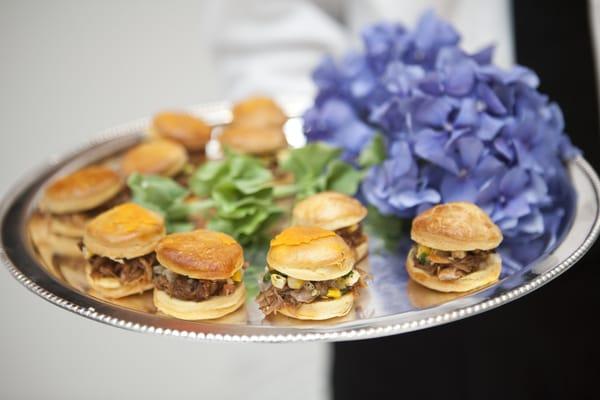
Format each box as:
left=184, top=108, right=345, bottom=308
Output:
left=153, top=230, right=246, bottom=320
left=82, top=203, right=165, bottom=299
left=407, top=202, right=503, bottom=293
left=257, top=226, right=364, bottom=320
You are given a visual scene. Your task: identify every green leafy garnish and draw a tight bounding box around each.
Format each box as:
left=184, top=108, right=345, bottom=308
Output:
left=417, top=252, right=429, bottom=265
left=189, top=151, right=282, bottom=245
left=278, top=142, right=364, bottom=199
left=358, top=133, right=386, bottom=168
left=363, top=205, right=405, bottom=251
left=127, top=173, right=212, bottom=233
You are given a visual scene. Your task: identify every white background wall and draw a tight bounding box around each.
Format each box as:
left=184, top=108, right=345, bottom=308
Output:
left=0, top=2, right=328, bottom=399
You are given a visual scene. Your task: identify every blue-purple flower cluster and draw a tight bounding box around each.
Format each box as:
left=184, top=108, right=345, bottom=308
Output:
left=304, top=11, right=579, bottom=248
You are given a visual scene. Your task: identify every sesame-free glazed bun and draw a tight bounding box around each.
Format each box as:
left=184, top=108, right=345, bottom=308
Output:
left=406, top=248, right=501, bottom=293
left=279, top=293, right=354, bottom=320
left=49, top=215, right=89, bottom=238
left=151, top=112, right=211, bottom=151
left=121, top=139, right=188, bottom=177
left=411, top=202, right=503, bottom=251
left=267, top=226, right=355, bottom=281
left=293, top=191, right=368, bottom=231
left=232, top=96, right=287, bottom=128
left=85, top=263, right=153, bottom=299
left=218, top=125, right=287, bottom=156
left=156, top=230, right=244, bottom=280
left=83, top=203, right=165, bottom=259
left=354, top=240, right=369, bottom=262
left=40, top=166, right=123, bottom=214
left=153, top=284, right=246, bottom=320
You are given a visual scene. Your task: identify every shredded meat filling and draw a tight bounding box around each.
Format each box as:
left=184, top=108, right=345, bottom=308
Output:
left=256, top=272, right=364, bottom=316
left=153, top=267, right=239, bottom=302
left=413, top=247, right=493, bottom=281
left=88, top=252, right=154, bottom=284
left=335, top=224, right=367, bottom=248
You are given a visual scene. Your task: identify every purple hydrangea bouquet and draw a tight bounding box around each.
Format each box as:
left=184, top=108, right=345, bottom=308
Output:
left=304, top=11, right=579, bottom=263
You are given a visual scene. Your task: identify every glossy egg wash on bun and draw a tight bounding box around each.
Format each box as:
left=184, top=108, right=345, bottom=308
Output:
left=152, top=229, right=246, bottom=320
left=407, top=202, right=503, bottom=293
left=257, top=226, right=365, bottom=320
left=81, top=203, right=165, bottom=299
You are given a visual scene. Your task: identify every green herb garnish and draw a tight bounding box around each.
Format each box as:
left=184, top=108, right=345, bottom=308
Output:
left=362, top=206, right=405, bottom=251
left=358, top=133, right=386, bottom=168
left=276, top=142, right=363, bottom=199
left=127, top=173, right=213, bottom=233
left=189, top=150, right=282, bottom=245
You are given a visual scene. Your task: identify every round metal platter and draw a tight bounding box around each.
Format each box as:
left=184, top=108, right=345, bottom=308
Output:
left=1, top=100, right=599, bottom=343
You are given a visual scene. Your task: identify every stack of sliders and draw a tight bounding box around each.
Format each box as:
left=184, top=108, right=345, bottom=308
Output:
left=406, top=202, right=503, bottom=292
left=39, top=166, right=127, bottom=269
left=152, top=229, right=246, bottom=320
left=292, top=191, right=369, bottom=261
left=150, top=111, right=212, bottom=164
left=218, top=96, right=288, bottom=169
left=82, top=203, right=165, bottom=299
left=257, top=226, right=363, bottom=320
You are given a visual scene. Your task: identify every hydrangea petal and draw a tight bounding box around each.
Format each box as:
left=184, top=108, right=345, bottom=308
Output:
left=499, top=167, right=529, bottom=196
left=415, top=97, right=453, bottom=127
left=440, top=174, right=478, bottom=202
left=457, top=136, right=484, bottom=169
left=414, top=129, right=460, bottom=174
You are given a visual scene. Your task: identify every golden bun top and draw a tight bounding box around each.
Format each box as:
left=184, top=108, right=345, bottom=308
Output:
left=156, top=229, right=244, bottom=280
left=84, top=203, right=166, bottom=259
left=411, top=202, right=503, bottom=251
left=41, top=166, right=123, bottom=214
left=293, top=191, right=368, bottom=231
left=121, top=139, right=188, bottom=177
left=231, top=96, right=287, bottom=128
left=267, top=226, right=355, bottom=281
left=218, top=125, right=287, bottom=155
left=151, top=112, right=211, bottom=151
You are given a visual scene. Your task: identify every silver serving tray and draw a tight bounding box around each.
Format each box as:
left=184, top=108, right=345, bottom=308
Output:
left=1, top=100, right=599, bottom=343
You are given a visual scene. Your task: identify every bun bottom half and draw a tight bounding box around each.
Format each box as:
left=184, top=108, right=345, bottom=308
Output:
left=85, top=263, right=153, bottom=299
left=50, top=216, right=87, bottom=238
left=406, top=248, right=501, bottom=293
left=153, top=283, right=246, bottom=320
left=354, top=240, right=368, bottom=262
left=279, top=293, right=354, bottom=320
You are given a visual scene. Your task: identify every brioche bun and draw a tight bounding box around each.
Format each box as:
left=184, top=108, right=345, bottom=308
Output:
left=279, top=293, right=354, bottom=320
left=83, top=203, right=165, bottom=259
left=153, top=284, right=246, bottom=320
left=411, top=202, right=502, bottom=251
left=47, top=233, right=82, bottom=257
left=218, top=125, right=287, bottom=156
left=155, top=229, right=244, bottom=280
left=151, top=112, right=211, bottom=151
left=406, top=247, right=501, bottom=293
left=267, top=226, right=355, bottom=281
left=292, top=191, right=367, bottom=231
left=354, top=240, right=369, bottom=262
left=41, top=166, right=123, bottom=214
left=85, top=263, right=153, bottom=299
left=231, top=96, right=287, bottom=128
left=49, top=215, right=89, bottom=238
left=121, top=139, right=188, bottom=177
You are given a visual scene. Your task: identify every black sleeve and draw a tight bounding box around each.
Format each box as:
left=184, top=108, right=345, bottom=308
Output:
left=332, top=2, right=600, bottom=399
